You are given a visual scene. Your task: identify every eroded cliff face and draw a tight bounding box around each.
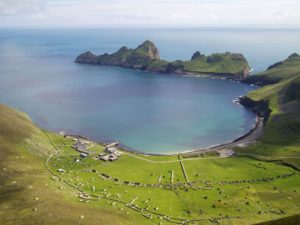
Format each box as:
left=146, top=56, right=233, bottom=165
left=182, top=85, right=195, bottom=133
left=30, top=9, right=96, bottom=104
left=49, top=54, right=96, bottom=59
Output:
left=242, top=67, right=250, bottom=80
left=137, top=40, right=160, bottom=60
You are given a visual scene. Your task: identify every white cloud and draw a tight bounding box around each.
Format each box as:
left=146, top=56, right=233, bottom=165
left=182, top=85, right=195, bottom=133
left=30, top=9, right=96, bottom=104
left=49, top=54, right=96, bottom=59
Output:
left=0, top=0, right=44, bottom=16
left=0, top=0, right=300, bottom=28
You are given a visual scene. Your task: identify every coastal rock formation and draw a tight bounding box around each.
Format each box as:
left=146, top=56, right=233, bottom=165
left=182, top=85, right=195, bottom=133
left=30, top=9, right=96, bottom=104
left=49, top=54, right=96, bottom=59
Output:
left=76, top=40, right=251, bottom=80
left=141, top=40, right=160, bottom=59
left=238, top=96, right=271, bottom=121
left=76, top=40, right=160, bottom=70
left=75, top=51, right=98, bottom=64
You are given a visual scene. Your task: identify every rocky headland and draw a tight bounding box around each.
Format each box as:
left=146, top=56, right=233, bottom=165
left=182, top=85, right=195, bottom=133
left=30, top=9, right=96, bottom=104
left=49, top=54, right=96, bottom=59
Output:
left=76, top=40, right=251, bottom=80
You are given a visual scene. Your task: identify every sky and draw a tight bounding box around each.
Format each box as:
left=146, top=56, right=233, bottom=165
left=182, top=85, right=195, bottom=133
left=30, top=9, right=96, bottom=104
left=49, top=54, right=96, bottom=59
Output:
left=0, top=0, right=300, bottom=28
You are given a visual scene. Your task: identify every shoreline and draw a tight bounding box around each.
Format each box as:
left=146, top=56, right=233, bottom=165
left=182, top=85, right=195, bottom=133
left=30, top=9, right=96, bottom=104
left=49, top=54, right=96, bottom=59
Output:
left=64, top=65, right=261, bottom=157
left=63, top=111, right=263, bottom=157
left=181, top=115, right=263, bottom=157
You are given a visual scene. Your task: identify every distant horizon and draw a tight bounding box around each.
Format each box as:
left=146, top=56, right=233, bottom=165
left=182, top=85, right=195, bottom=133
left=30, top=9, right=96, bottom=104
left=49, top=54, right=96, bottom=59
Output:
left=1, top=0, right=300, bottom=29
left=1, top=25, right=300, bottom=30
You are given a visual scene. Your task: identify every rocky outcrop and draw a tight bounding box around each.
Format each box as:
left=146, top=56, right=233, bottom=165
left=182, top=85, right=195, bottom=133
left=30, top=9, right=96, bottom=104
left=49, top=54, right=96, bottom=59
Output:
left=239, top=96, right=271, bottom=122
left=75, top=51, right=98, bottom=64
left=76, top=40, right=160, bottom=70
left=191, top=51, right=204, bottom=60
left=138, top=40, right=160, bottom=59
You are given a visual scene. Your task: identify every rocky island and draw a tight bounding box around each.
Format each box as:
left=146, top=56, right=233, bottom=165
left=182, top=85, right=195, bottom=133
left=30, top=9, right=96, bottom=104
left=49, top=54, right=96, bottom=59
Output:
left=76, top=40, right=251, bottom=80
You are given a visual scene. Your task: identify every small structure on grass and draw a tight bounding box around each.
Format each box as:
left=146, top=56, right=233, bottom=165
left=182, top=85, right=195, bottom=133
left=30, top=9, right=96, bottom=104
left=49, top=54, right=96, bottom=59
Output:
left=217, top=149, right=236, bottom=158
left=80, top=153, right=88, bottom=158
left=72, top=140, right=93, bottom=158
left=105, top=142, right=119, bottom=150
left=74, top=142, right=88, bottom=153
left=105, top=147, right=118, bottom=155
left=108, top=154, right=118, bottom=161
left=99, top=142, right=120, bottom=162
left=99, top=154, right=110, bottom=161
left=99, top=153, right=119, bottom=161
left=57, top=168, right=65, bottom=173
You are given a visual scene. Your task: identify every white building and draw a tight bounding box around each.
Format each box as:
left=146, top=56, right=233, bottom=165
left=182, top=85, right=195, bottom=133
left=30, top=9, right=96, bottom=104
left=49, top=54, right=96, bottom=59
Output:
left=105, top=147, right=118, bottom=155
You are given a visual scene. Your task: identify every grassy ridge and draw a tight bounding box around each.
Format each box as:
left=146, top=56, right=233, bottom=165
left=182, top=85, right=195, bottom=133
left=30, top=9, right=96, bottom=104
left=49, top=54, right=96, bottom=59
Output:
left=238, top=54, right=300, bottom=169
left=183, top=52, right=249, bottom=75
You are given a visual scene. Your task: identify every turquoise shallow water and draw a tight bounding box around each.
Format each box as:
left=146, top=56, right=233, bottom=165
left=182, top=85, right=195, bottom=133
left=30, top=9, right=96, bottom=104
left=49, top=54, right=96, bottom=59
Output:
left=1, top=28, right=298, bottom=153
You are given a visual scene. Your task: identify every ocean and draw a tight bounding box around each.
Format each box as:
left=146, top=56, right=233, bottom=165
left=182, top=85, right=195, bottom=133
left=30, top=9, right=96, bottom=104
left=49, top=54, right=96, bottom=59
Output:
left=0, top=28, right=299, bottom=153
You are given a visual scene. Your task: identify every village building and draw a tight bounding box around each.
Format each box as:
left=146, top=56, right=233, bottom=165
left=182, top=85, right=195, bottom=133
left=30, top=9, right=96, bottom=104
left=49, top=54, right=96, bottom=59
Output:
left=108, top=154, right=118, bottom=161
left=72, top=140, right=92, bottom=158
left=75, top=142, right=88, bottom=153
left=99, top=154, right=119, bottom=162
left=99, top=155, right=110, bottom=161
left=98, top=142, right=121, bottom=162
left=105, top=142, right=119, bottom=150
left=105, top=147, right=118, bottom=155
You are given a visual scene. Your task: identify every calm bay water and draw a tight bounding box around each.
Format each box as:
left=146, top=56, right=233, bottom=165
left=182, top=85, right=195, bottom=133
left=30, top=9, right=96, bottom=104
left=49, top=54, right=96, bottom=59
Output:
left=0, top=28, right=299, bottom=153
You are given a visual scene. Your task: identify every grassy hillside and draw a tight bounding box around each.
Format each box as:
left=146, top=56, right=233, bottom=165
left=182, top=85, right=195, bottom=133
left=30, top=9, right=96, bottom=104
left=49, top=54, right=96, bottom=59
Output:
left=237, top=53, right=300, bottom=169
left=0, top=104, right=141, bottom=225
left=1, top=104, right=299, bottom=225
left=183, top=52, right=249, bottom=76
left=1, top=53, right=300, bottom=225
left=244, top=53, right=300, bottom=86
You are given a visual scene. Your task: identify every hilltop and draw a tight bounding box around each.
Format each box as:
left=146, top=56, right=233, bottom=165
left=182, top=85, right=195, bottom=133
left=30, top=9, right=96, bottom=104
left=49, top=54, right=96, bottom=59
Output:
left=76, top=40, right=250, bottom=80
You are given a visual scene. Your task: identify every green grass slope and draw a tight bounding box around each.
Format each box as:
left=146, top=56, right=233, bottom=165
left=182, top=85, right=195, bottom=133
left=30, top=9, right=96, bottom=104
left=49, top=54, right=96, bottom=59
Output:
left=0, top=104, right=140, bottom=225
left=245, top=53, right=300, bottom=86
left=183, top=52, right=249, bottom=76
left=49, top=140, right=300, bottom=225
left=1, top=104, right=299, bottom=225
left=237, top=54, right=300, bottom=169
